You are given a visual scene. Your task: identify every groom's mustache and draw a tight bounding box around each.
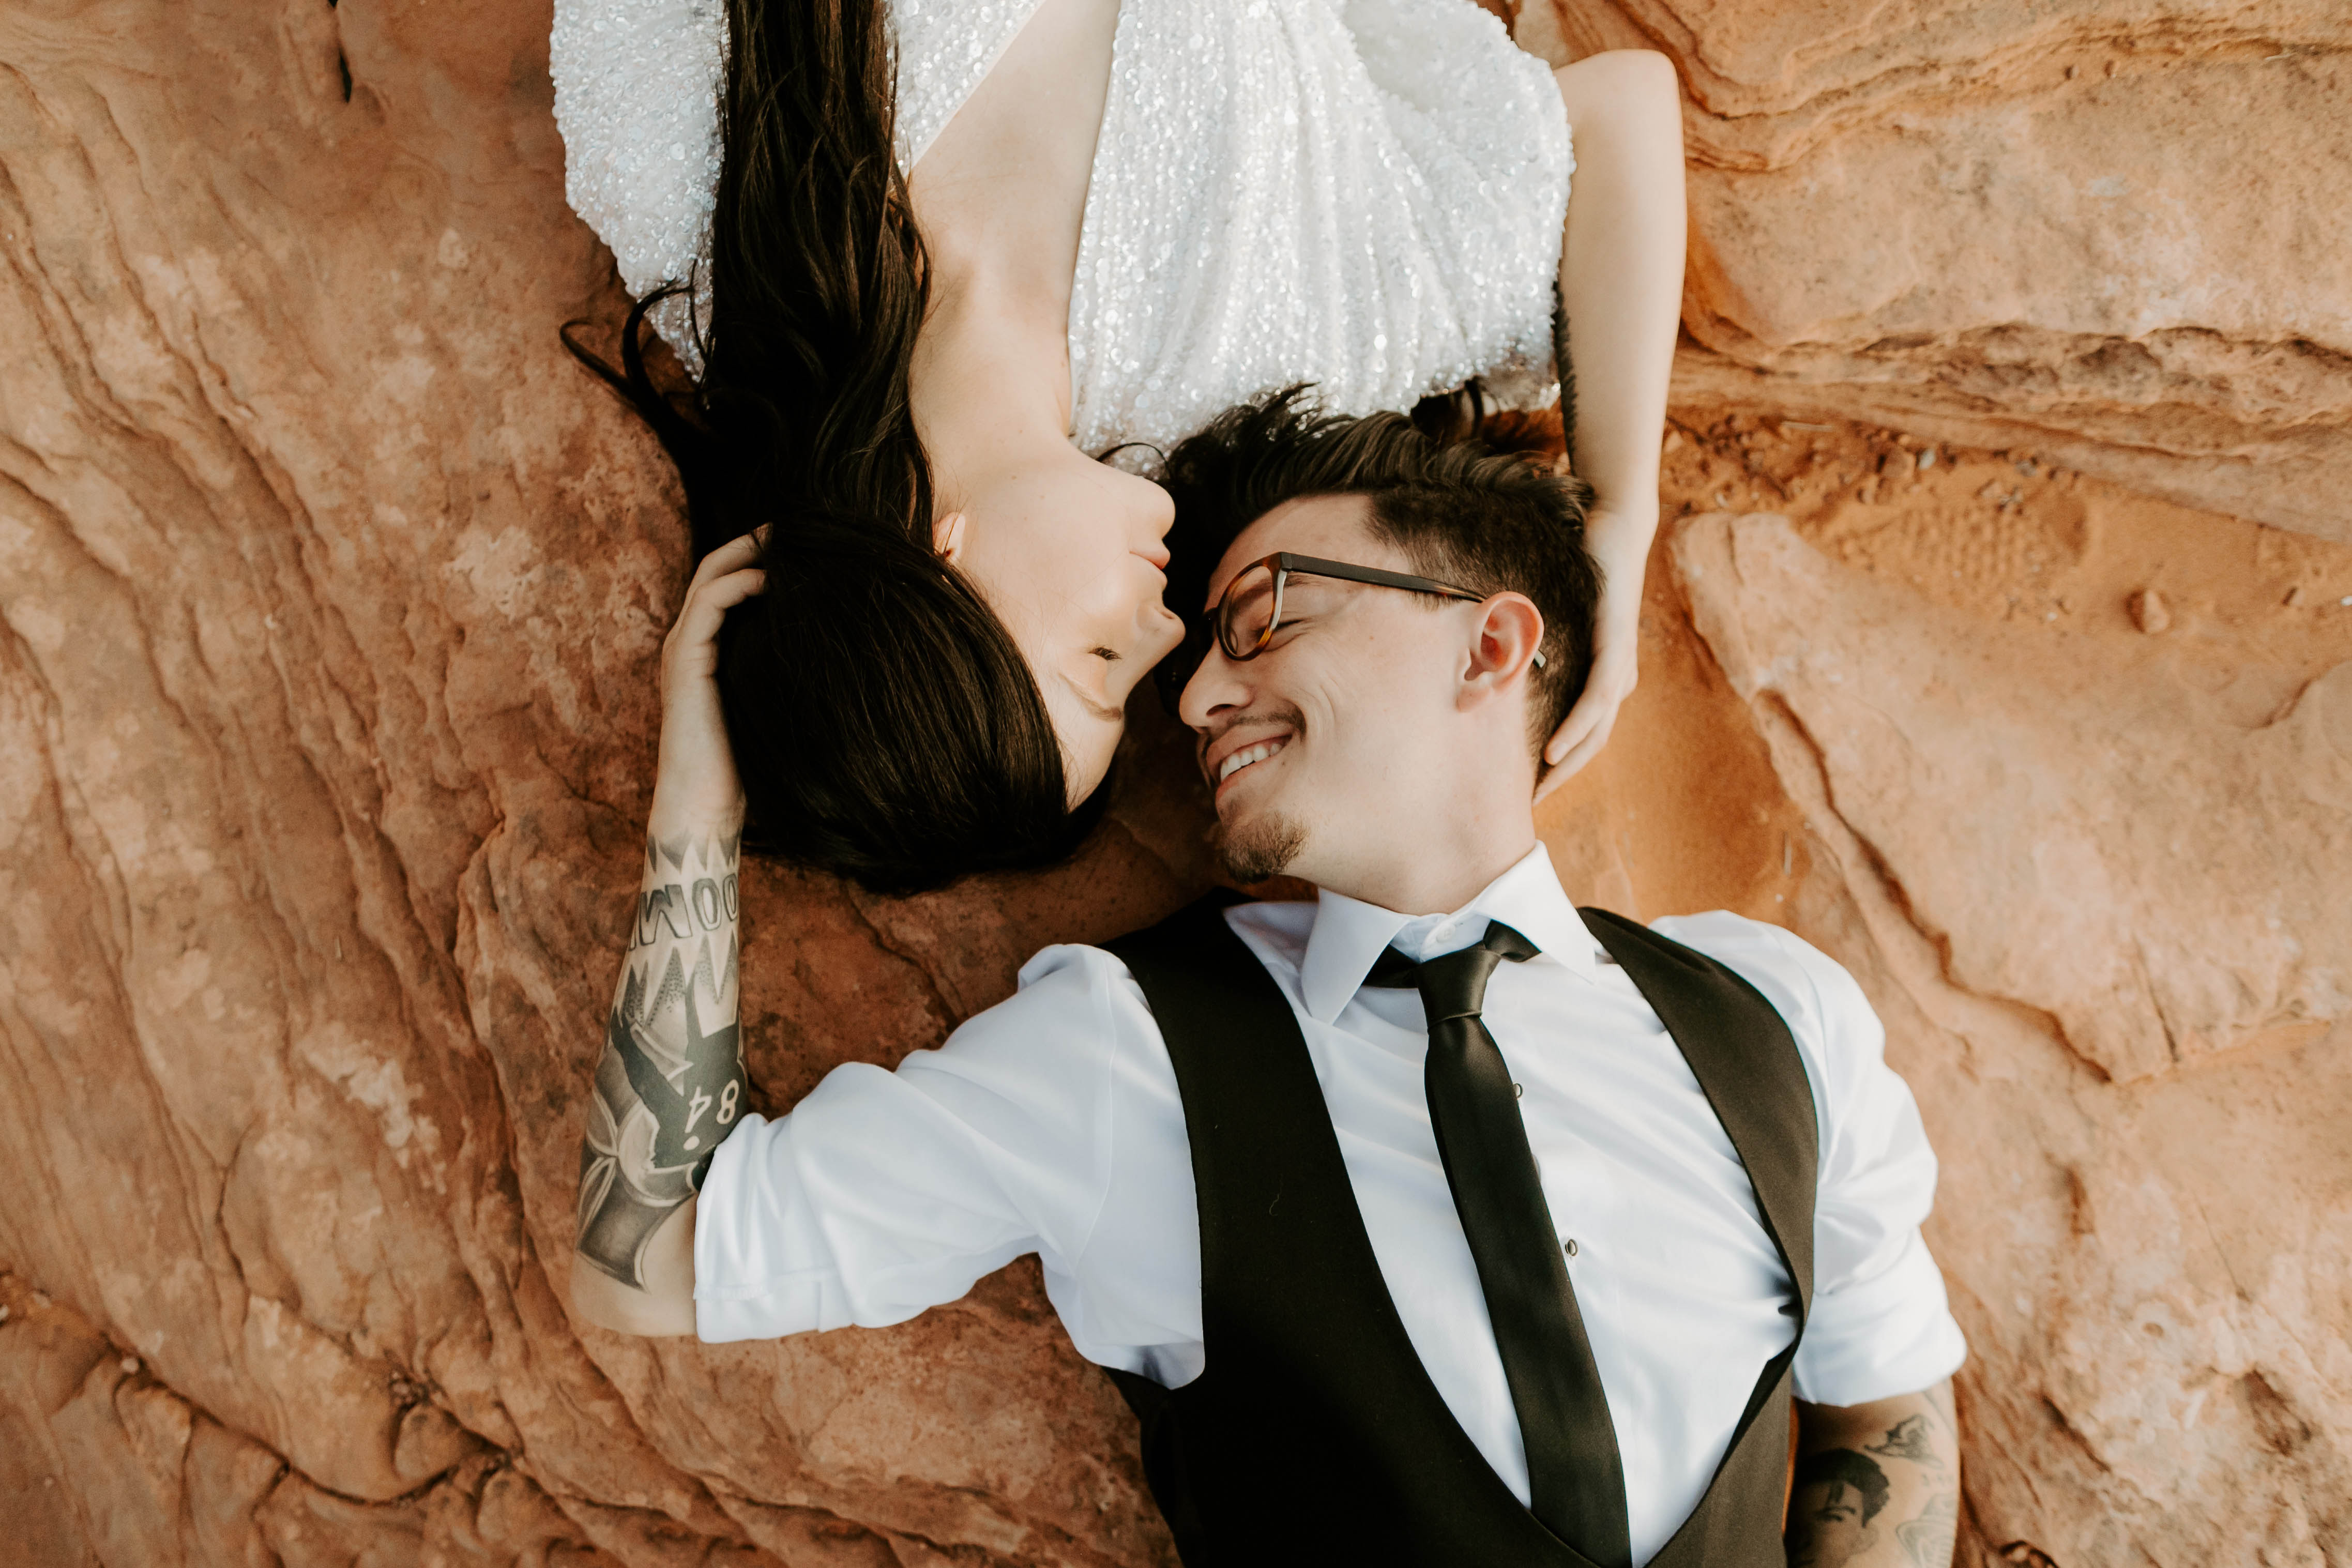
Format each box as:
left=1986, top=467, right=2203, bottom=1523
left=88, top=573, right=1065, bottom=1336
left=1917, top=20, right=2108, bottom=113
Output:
left=1198, top=706, right=1305, bottom=789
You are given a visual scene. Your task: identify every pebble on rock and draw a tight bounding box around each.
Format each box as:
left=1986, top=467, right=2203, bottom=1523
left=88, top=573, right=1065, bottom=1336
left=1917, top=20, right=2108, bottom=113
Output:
left=2130, top=588, right=2172, bottom=633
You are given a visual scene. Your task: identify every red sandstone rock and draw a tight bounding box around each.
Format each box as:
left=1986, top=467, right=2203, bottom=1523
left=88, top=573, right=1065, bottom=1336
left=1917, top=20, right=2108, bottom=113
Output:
left=1539, top=414, right=2352, bottom=1563
left=0, top=0, right=1183, bottom=1560
left=1522, top=0, right=2352, bottom=543
left=3, top=1, right=2347, bottom=1565
left=1657, top=496, right=2352, bottom=1563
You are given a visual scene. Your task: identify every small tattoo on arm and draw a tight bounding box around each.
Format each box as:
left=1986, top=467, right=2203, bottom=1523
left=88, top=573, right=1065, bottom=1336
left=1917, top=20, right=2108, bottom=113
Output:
left=1896, top=1491, right=1959, bottom=1568
left=1865, top=1413, right=1946, bottom=1471
left=1788, top=1449, right=1890, bottom=1568
left=575, top=831, right=749, bottom=1290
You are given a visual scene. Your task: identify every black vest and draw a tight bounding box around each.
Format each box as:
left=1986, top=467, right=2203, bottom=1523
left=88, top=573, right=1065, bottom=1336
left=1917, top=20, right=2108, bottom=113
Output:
left=1102, top=895, right=1819, bottom=1567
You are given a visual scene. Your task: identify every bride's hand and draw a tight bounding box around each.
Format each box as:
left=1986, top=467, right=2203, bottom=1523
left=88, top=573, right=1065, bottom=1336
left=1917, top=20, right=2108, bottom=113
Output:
left=1535, top=510, right=1651, bottom=800
left=650, top=531, right=767, bottom=831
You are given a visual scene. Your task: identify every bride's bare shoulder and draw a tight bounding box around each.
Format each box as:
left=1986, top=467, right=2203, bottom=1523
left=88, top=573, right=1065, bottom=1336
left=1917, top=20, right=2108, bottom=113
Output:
left=908, top=0, right=1119, bottom=281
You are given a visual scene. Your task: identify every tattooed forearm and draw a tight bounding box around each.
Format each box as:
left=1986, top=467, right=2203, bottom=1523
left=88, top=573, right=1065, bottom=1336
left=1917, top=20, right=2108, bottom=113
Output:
left=1787, top=1381, right=1961, bottom=1568
left=574, top=829, right=749, bottom=1292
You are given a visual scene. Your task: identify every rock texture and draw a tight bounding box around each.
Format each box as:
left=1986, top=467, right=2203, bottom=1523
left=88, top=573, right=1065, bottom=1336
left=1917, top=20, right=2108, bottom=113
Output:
left=1520, top=0, right=2352, bottom=542
left=1, top=2, right=2346, bottom=1566
left=0, top=1, right=1189, bottom=1561
left=1630, top=415, right=2352, bottom=1564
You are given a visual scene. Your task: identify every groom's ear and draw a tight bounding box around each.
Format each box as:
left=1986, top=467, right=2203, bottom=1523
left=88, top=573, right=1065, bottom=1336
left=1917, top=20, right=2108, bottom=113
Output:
left=933, top=510, right=968, bottom=564
left=1458, top=592, right=1546, bottom=710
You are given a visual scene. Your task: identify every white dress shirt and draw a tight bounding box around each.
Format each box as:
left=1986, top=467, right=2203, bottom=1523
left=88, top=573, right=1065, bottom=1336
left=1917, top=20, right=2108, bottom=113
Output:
left=697, top=846, right=1966, bottom=1565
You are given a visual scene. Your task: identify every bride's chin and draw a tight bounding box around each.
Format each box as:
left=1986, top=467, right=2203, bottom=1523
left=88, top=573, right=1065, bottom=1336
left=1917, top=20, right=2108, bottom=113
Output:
left=1061, top=739, right=1120, bottom=808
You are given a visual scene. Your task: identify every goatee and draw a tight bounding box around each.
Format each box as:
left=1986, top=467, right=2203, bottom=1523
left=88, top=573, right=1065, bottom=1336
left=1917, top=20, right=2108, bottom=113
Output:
left=1214, top=813, right=1307, bottom=885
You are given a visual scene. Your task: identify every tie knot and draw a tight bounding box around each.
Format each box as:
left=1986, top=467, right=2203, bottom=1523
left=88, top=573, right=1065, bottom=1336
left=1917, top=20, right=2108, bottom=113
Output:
left=1367, top=921, right=1540, bottom=1023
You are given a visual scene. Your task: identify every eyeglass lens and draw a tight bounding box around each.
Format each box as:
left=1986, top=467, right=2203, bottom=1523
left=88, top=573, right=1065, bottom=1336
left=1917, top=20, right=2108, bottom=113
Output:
left=1154, top=559, right=1325, bottom=712
left=1219, top=562, right=1283, bottom=660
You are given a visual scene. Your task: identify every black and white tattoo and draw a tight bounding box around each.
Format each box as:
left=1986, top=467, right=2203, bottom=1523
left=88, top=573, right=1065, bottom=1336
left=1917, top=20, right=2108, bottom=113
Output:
left=1788, top=1390, right=1961, bottom=1568
left=1865, top=1414, right=1945, bottom=1471
left=575, top=830, right=749, bottom=1289
left=1790, top=1449, right=1891, bottom=1568
left=1896, top=1492, right=1959, bottom=1568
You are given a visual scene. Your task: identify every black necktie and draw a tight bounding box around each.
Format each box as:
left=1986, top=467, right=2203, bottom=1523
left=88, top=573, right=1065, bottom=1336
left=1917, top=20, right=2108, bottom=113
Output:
left=1368, top=922, right=1632, bottom=1568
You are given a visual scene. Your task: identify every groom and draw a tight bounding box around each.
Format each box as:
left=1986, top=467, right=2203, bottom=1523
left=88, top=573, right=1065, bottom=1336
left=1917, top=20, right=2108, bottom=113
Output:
left=571, top=394, right=1967, bottom=1567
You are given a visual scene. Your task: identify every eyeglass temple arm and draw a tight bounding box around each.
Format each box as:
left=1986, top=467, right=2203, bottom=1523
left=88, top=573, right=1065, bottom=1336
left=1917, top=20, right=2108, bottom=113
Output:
left=1268, top=554, right=1546, bottom=667
left=1271, top=553, right=1478, bottom=599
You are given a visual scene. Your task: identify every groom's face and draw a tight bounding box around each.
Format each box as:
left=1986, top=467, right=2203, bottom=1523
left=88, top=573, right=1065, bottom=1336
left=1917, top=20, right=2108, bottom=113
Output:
left=1178, top=494, right=1487, bottom=885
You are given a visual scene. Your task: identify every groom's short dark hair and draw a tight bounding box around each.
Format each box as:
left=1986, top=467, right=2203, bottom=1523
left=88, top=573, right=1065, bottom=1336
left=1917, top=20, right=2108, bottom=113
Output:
left=1159, top=387, right=1602, bottom=748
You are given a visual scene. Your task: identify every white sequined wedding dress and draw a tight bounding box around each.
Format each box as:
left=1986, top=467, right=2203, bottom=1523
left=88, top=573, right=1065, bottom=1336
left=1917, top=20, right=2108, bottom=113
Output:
left=551, top=0, right=1573, bottom=459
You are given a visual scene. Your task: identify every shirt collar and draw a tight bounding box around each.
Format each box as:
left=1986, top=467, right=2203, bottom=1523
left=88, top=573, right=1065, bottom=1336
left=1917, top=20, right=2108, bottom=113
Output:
left=1296, top=843, right=1601, bottom=1023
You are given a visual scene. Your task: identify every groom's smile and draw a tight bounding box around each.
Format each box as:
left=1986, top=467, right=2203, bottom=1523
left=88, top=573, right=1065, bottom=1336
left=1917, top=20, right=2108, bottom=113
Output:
left=1215, top=735, right=1289, bottom=788
left=1202, top=716, right=1297, bottom=799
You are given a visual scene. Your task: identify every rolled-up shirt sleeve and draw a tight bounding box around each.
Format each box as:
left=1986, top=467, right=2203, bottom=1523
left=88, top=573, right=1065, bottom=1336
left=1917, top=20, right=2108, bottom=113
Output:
left=1766, top=926, right=1968, bottom=1405
left=1658, top=912, right=1968, bottom=1406
left=694, top=945, right=1127, bottom=1344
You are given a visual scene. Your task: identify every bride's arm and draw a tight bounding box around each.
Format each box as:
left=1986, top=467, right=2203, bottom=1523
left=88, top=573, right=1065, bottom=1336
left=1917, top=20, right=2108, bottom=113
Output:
left=570, top=535, right=766, bottom=1336
left=1538, top=50, right=1687, bottom=794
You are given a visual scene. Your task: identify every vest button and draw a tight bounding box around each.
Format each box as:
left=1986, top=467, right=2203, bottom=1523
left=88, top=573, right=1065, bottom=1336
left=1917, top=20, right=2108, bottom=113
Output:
left=1563, top=1238, right=1579, bottom=1257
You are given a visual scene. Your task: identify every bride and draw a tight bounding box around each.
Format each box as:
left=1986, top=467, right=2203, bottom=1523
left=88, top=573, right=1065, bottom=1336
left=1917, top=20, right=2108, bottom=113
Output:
left=553, top=0, right=1685, bottom=892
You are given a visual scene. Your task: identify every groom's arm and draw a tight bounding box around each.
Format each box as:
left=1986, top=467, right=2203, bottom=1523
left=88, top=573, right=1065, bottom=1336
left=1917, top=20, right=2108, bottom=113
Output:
left=1786, top=1381, right=1961, bottom=1568
left=1660, top=917, right=1968, bottom=1566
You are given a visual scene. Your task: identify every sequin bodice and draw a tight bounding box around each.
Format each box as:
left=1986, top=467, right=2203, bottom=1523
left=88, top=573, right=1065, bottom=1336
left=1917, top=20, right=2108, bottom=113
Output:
left=551, top=0, right=1571, bottom=452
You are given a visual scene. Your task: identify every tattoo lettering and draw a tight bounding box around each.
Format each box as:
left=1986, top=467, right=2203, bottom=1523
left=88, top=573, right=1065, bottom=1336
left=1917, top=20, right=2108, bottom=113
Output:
left=575, top=830, right=749, bottom=1289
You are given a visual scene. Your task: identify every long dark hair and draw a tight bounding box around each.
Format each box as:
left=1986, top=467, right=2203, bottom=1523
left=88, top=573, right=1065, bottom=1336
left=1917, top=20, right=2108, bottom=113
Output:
left=570, top=0, right=1093, bottom=895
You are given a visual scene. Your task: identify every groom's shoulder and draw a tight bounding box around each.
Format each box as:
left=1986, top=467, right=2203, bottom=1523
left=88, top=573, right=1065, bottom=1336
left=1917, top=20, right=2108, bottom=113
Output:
left=1635, top=909, right=1881, bottom=1062
left=943, top=899, right=1316, bottom=1069
left=1006, top=895, right=1316, bottom=996
left=1638, top=907, right=1834, bottom=973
